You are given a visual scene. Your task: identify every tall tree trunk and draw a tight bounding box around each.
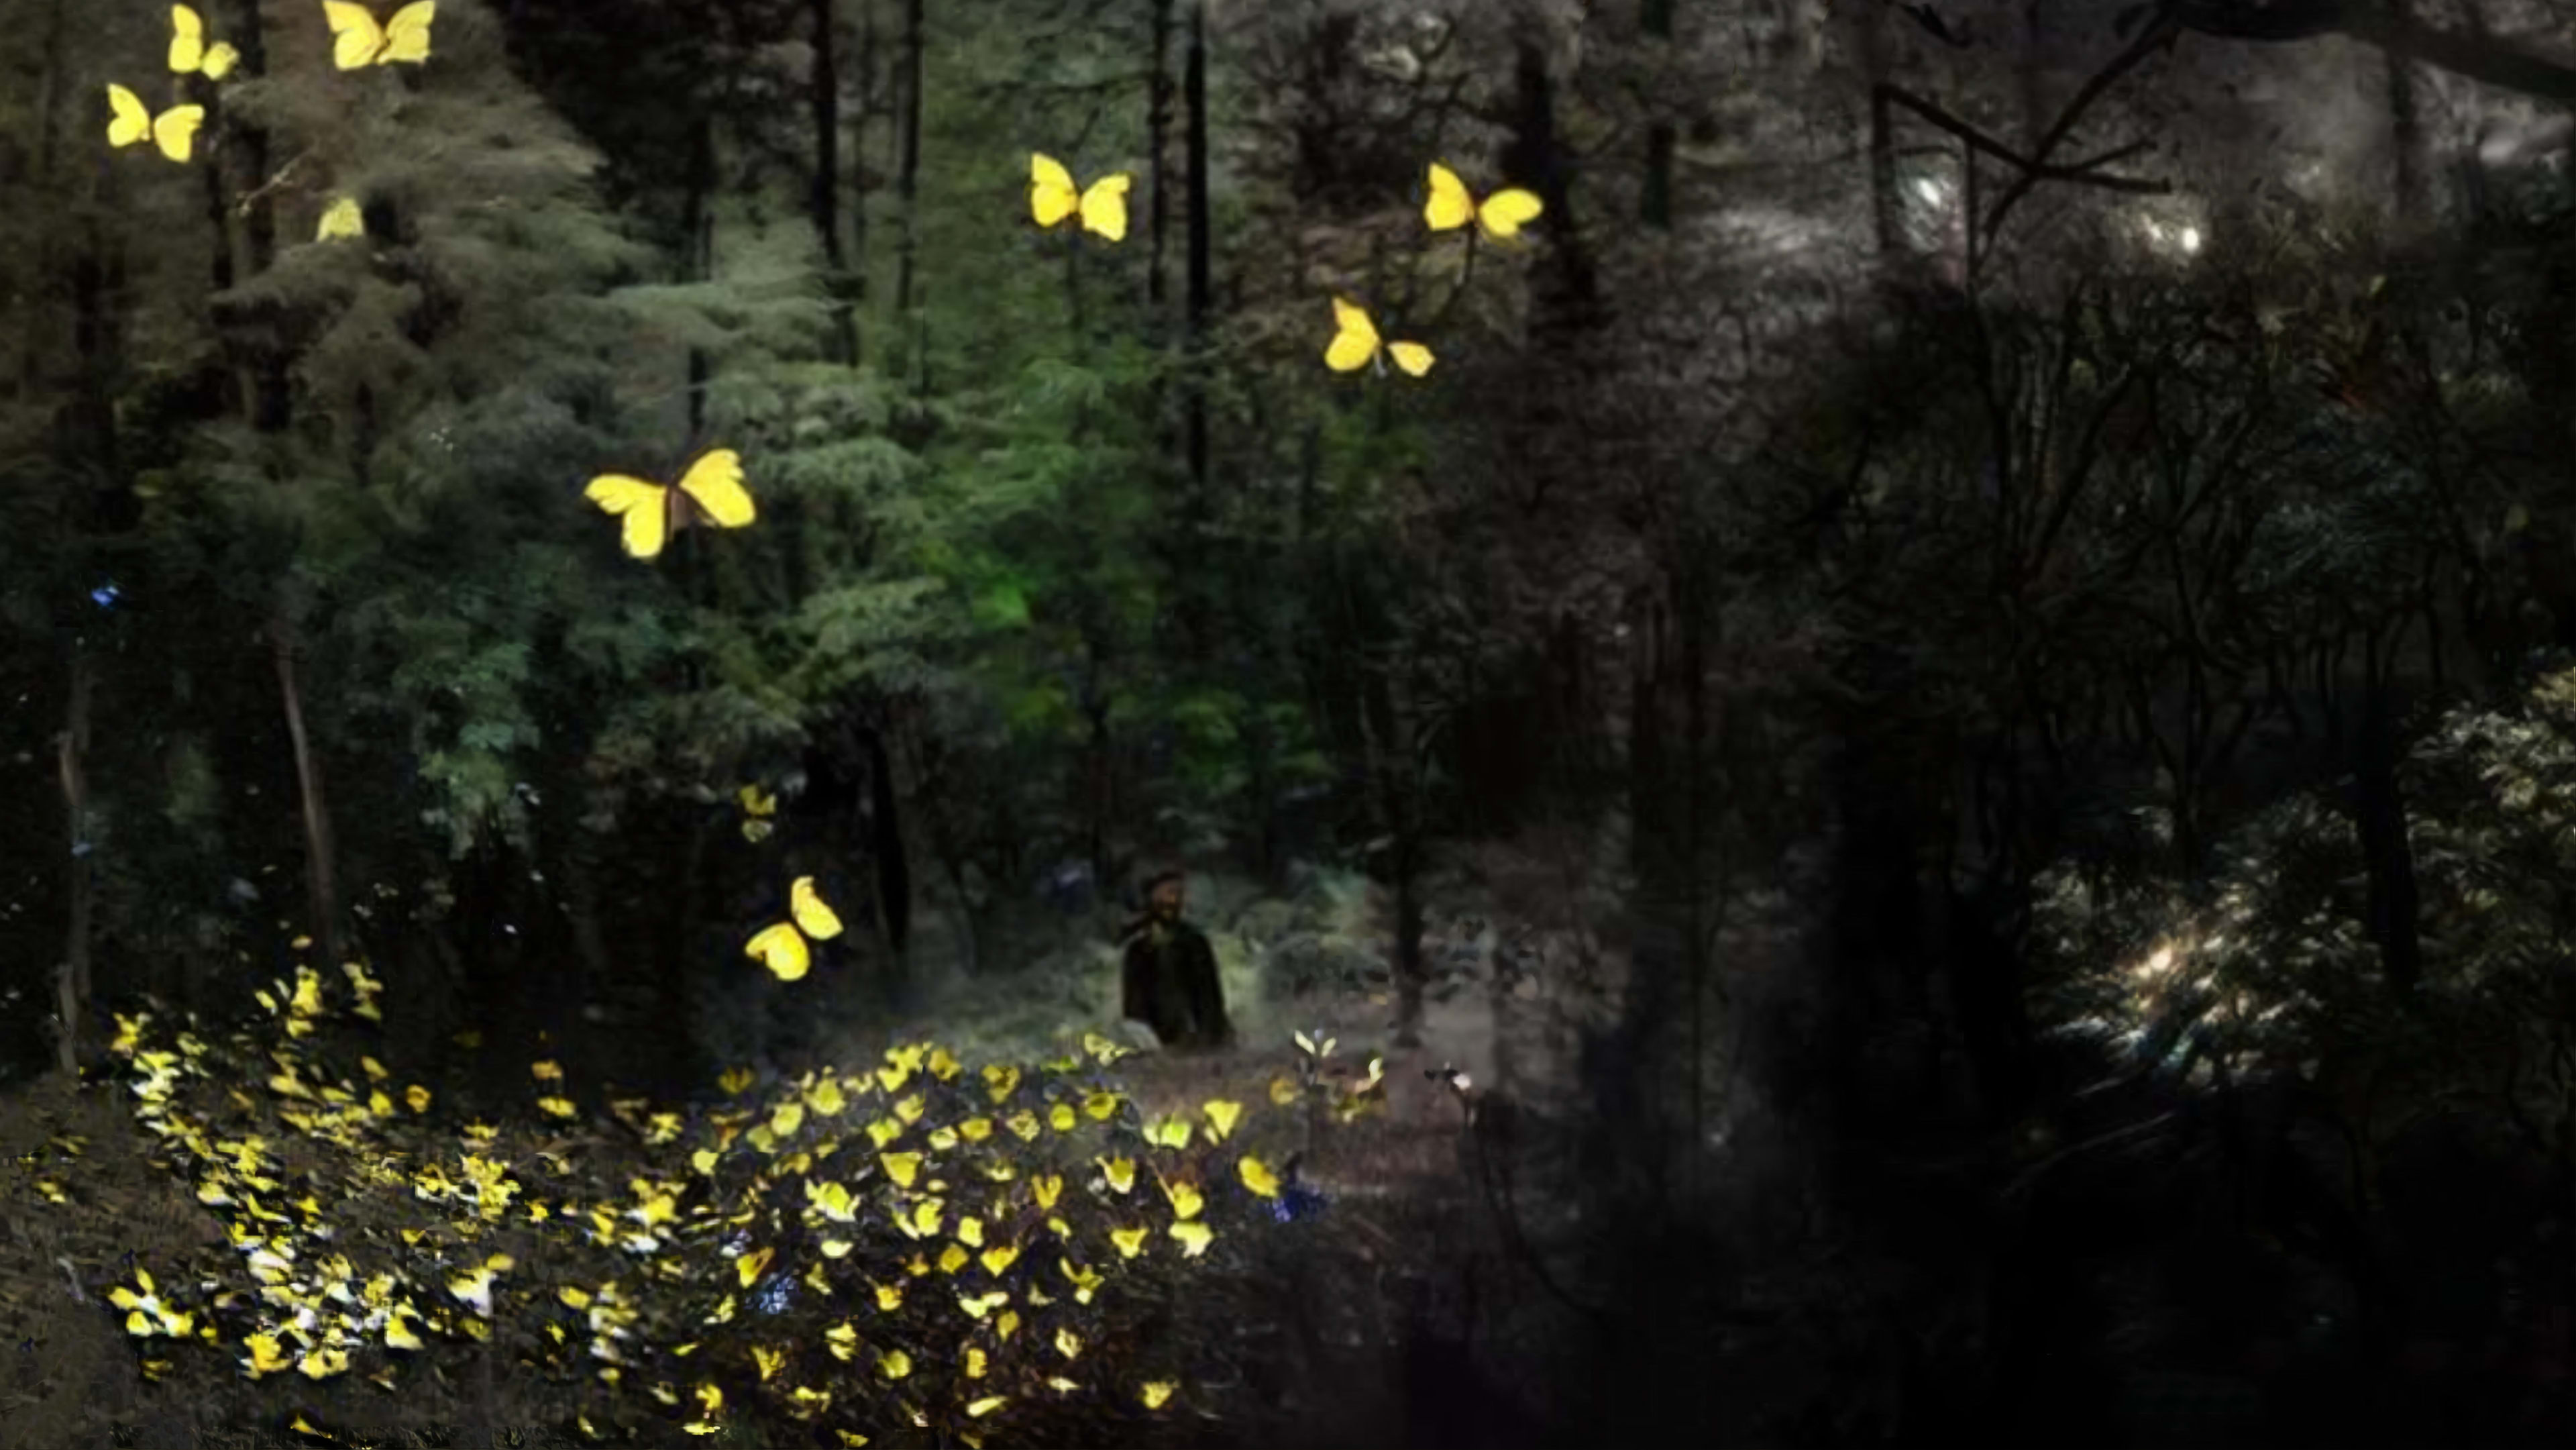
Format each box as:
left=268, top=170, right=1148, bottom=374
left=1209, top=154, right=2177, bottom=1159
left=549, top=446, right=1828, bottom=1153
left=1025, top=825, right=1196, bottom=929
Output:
left=1501, top=34, right=1599, bottom=340
left=863, top=722, right=912, bottom=966
left=1642, top=0, right=1675, bottom=229
left=2384, top=0, right=2428, bottom=231
left=1360, top=663, right=1429, bottom=1047
left=684, top=114, right=718, bottom=436
left=1183, top=0, right=1212, bottom=493
left=894, top=0, right=925, bottom=377
left=54, top=649, right=93, bottom=1078
left=1147, top=0, right=1174, bottom=311
left=272, top=621, right=342, bottom=972
left=2352, top=676, right=2423, bottom=997
left=809, top=0, right=859, bottom=364
left=851, top=0, right=876, bottom=364
left=233, top=0, right=290, bottom=428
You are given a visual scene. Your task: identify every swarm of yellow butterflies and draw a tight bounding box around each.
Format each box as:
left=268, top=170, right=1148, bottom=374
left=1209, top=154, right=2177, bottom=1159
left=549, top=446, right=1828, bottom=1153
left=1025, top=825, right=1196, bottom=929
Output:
left=80, top=917, right=1340, bottom=1447
left=107, top=3, right=442, bottom=168
left=1317, top=162, right=1542, bottom=380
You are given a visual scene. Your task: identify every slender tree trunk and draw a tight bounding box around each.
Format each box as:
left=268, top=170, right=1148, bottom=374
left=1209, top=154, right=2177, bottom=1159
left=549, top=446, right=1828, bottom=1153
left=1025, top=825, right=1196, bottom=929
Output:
left=1183, top=0, right=1212, bottom=492
left=1084, top=690, right=1114, bottom=907
left=684, top=115, right=718, bottom=436
left=894, top=0, right=925, bottom=374
left=2384, top=0, right=2428, bottom=231
left=1501, top=35, right=1599, bottom=338
left=1360, top=663, right=1429, bottom=1046
left=54, top=649, right=94, bottom=1078
left=272, top=621, right=342, bottom=971
left=1642, top=123, right=1674, bottom=229
left=863, top=722, right=911, bottom=967
left=809, top=0, right=859, bottom=364
left=233, top=0, right=289, bottom=428
left=2352, top=676, right=2422, bottom=997
left=851, top=0, right=876, bottom=364
left=1148, top=0, right=1174, bottom=312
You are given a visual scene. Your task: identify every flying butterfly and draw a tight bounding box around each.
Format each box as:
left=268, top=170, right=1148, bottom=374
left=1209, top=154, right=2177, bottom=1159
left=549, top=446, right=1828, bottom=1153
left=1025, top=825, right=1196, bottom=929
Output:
left=583, top=448, right=755, bottom=560
left=315, top=195, right=364, bottom=242
left=1423, top=162, right=1543, bottom=241
left=1324, top=297, right=1432, bottom=378
left=738, top=784, right=777, bottom=843
left=323, top=1, right=436, bottom=70
left=105, top=85, right=205, bottom=164
left=1028, top=153, right=1130, bottom=242
left=169, top=5, right=239, bottom=80
left=744, top=876, right=844, bottom=983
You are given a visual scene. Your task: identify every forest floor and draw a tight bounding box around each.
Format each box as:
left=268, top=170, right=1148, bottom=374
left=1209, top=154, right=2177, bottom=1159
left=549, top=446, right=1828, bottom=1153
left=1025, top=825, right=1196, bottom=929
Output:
left=0, top=835, right=1719, bottom=1449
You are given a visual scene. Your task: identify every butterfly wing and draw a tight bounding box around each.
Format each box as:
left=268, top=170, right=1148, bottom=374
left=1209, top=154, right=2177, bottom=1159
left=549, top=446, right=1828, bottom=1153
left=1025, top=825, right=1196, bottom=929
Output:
left=170, top=5, right=206, bottom=73
left=790, top=876, right=845, bottom=941
left=317, top=196, right=364, bottom=241
left=584, top=475, right=670, bottom=560
left=745, top=923, right=810, bottom=982
left=1424, top=162, right=1474, bottom=232
left=674, top=448, right=753, bottom=529
left=1323, top=297, right=1379, bottom=372
left=152, top=105, right=206, bottom=163
left=382, top=2, right=435, bottom=64
left=1477, top=187, right=1544, bottom=240
left=1029, top=153, right=1079, bottom=229
left=105, top=86, right=152, bottom=148
left=1387, top=340, right=1435, bottom=378
left=323, top=1, right=386, bottom=70
left=203, top=42, right=239, bottom=79
left=1077, top=174, right=1132, bottom=242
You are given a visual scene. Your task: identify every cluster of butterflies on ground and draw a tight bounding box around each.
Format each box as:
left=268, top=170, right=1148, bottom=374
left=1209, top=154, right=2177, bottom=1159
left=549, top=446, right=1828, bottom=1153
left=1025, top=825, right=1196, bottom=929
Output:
left=575, top=156, right=1543, bottom=562
left=79, top=972, right=1364, bottom=1441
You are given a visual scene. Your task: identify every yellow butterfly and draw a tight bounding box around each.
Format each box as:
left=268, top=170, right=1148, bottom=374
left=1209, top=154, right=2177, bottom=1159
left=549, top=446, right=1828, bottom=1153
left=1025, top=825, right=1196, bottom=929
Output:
left=1324, top=297, right=1432, bottom=378
left=743, top=876, right=845, bottom=983
left=1424, top=162, right=1543, bottom=240
left=316, top=195, right=364, bottom=242
left=105, top=85, right=205, bottom=164
left=739, top=784, right=776, bottom=843
left=583, top=448, right=754, bottom=560
left=1237, top=1155, right=1279, bottom=1198
left=169, top=6, right=239, bottom=80
left=323, top=1, right=435, bottom=69
left=1028, top=153, right=1130, bottom=242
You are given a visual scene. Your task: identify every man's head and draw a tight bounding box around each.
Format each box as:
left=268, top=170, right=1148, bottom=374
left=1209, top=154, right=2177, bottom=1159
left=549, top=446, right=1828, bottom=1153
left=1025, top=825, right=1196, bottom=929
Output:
left=1144, top=869, right=1186, bottom=920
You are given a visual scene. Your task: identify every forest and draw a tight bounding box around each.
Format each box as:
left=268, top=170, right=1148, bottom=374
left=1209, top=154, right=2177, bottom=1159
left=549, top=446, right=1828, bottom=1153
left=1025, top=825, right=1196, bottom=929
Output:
left=4, top=0, right=2576, bottom=1445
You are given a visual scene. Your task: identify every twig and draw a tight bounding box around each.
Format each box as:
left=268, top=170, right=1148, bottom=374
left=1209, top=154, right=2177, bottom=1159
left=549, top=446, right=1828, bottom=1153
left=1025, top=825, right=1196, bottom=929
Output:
left=1874, top=85, right=2167, bottom=200
left=1978, top=7, right=2184, bottom=245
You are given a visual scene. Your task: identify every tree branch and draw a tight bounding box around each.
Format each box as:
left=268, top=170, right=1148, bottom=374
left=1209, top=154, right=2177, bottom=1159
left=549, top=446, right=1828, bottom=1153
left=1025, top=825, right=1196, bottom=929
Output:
left=2171, top=0, right=2576, bottom=104
left=1876, top=85, right=2170, bottom=197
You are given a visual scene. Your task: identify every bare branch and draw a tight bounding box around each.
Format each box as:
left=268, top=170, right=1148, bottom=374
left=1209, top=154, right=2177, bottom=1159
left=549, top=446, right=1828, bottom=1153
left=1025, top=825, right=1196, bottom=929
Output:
left=1876, top=84, right=2170, bottom=195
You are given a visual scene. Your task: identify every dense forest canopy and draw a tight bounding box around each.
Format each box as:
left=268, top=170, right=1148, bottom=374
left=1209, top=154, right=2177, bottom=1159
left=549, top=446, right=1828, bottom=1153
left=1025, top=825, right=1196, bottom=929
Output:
left=4, top=0, right=2576, bottom=1445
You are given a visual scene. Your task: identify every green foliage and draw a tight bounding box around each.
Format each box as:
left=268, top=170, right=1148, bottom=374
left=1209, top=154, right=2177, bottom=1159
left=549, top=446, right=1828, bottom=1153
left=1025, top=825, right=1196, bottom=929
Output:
left=2033, top=664, right=2576, bottom=1157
